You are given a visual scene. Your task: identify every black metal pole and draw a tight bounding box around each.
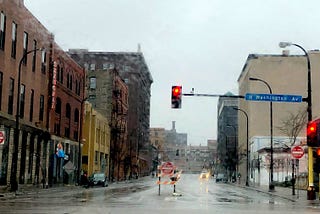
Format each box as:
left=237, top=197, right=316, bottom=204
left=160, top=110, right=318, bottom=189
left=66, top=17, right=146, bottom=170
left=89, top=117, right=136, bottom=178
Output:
left=11, top=49, right=40, bottom=192
left=292, top=44, right=314, bottom=199
left=233, top=108, right=249, bottom=186
left=249, top=77, right=274, bottom=191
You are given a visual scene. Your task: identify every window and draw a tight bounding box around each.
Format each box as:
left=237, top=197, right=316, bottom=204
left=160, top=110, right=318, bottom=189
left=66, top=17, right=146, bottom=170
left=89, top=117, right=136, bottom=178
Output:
left=73, top=130, right=78, bottom=141
left=41, top=50, right=46, bottom=73
left=8, top=78, right=14, bottom=115
left=90, top=77, right=96, bottom=89
left=103, top=63, right=109, bottom=70
left=95, top=151, right=99, bottom=163
left=56, top=64, right=60, bottom=82
left=0, top=12, right=6, bottom=50
left=69, top=74, right=72, bottom=90
left=90, top=64, right=95, bottom=71
left=20, top=84, right=25, bottom=118
left=11, top=22, right=17, bottom=59
left=32, top=40, right=37, bottom=72
left=75, top=79, right=78, bottom=94
left=74, top=108, right=79, bottom=123
left=55, top=97, right=61, bottom=114
left=0, top=72, right=2, bottom=110
left=23, top=32, right=28, bottom=65
left=64, top=127, right=70, bottom=138
left=66, top=103, right=71, bottom=119
left=77, top=81, right=81, bottom=95
left=60, top=67, right=64, bottom=84
left=39, top=95, right=44, bottom=121
left=29, top=89, right=34, bottom=122
left=67, top=74, right=69, bottom=88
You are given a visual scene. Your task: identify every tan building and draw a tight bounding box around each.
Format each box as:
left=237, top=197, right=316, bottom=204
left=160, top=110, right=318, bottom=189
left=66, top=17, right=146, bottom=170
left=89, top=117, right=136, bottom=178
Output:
left=150, top=128, right=166, bottom=151
left=237, top=51, right=320, bottom=185
left=82, top=101, right=110, bottom=178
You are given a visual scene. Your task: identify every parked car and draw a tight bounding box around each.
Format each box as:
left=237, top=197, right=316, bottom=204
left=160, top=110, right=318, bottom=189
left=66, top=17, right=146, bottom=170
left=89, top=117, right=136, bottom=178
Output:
left=88, top=173, right=108, bottom=187
left=215, top=173, right=227, bottom=183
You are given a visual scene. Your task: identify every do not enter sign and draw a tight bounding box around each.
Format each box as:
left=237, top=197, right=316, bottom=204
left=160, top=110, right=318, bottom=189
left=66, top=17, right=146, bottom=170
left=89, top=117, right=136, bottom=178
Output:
left=291, top=146, right=304, bottom=159
left=161, top=162, right=175, bottom=175
left=0, top=131, right=5, bottom=145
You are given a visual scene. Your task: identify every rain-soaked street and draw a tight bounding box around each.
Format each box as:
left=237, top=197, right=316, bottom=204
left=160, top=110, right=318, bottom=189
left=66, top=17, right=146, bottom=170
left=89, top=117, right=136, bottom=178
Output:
left=1, top=174, right=320, bottom=214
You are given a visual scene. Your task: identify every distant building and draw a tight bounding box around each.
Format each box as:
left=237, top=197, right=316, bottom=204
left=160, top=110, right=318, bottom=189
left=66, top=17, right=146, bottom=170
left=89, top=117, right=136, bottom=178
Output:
left=185, top=144, right=211, bottom=173
left=217, top=92, right=238, bottom=180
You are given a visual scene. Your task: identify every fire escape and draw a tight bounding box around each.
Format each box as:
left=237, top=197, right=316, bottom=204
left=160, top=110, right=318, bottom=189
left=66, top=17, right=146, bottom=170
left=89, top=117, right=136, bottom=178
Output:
left=109, top=71, right=127, bottom=181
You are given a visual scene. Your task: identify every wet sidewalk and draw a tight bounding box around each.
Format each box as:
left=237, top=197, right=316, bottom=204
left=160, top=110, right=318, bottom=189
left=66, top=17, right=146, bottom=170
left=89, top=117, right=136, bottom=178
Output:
left=238, top=183, right=320, bottom=205
left=0, top=176, right=153, bottom=200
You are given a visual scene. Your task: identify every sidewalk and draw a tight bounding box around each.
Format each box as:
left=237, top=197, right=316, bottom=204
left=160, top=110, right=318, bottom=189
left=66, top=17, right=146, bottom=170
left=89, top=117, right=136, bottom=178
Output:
left=0, top=176, right=153, bottom=200
left=238, top=183, right=320, bottom=205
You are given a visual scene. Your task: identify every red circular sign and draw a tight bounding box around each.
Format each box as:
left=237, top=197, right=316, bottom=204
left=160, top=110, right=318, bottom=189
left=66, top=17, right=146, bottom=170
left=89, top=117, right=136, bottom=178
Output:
left=161, top=162, right=175, bottom=175
left=291, top=146, right=304, bottom=159
left=0, top=131, right=5, bottom=144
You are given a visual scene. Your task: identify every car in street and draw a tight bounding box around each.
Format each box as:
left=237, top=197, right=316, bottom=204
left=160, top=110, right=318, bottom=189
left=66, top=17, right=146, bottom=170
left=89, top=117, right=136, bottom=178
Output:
left=199, top=170, right=210, bottom=179
left=215, top=173, right=227, bottom=183
left=88, top=173, right=108, bottom=187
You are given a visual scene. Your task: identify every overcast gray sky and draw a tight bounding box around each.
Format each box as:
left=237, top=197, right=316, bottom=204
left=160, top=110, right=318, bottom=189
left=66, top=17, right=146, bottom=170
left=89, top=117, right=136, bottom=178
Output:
left=25, top=0, right=320, bottom=145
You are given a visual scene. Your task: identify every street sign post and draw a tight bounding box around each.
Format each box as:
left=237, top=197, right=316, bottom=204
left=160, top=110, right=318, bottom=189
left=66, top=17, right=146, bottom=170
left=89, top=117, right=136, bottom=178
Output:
left=0, top=131, right=5, bottom=145
left=245, top=93, right=302, bottom=103
left=291, top=146, right=304, bottom=159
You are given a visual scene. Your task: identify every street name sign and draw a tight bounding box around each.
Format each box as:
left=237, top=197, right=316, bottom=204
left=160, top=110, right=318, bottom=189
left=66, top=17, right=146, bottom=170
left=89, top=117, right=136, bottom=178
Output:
left=291, top=146, right=304, bottom=159
left=245, top=93, right=302, bottom=103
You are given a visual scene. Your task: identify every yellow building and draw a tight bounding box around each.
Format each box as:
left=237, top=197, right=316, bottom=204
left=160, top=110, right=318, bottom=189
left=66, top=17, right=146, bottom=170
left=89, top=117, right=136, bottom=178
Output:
left=82, top=101, right=111, bottom=177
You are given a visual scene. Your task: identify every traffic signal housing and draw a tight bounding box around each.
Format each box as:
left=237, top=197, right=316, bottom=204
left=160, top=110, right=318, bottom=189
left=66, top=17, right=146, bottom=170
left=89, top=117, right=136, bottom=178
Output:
left=307, top=120, right=320, bottom=147
left=171, top=86, right=182, bottom=108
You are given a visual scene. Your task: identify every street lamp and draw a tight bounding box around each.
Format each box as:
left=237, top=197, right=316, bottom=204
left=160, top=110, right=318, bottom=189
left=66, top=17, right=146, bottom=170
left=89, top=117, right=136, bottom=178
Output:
left=279, top=42, right=314, bottom=199
left=233, top=108, right=249, bottom=186
left=226, top=124, right=237, bottom=179
left=11, top=48, right=42, bottom=192
left=249, top=77, right=274, bottom=191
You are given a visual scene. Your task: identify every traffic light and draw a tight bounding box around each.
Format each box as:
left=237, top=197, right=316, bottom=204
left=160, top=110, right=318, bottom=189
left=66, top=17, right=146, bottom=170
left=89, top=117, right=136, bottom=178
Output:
left=313, top=148, right=320, bottom=173
left=307, top=121, right=319, bottom=147
left=171, top=86, right=182, bottom=108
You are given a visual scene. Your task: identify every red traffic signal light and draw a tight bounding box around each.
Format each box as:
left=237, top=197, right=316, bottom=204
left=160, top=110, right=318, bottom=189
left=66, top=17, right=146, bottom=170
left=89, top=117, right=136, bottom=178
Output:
left=307, top=121, right=319, bottom=147
left=171, top=86, right=182, bottom=108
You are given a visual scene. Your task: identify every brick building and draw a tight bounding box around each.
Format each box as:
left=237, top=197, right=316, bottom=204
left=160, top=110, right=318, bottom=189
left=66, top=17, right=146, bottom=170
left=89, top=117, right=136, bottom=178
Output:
left=0, top=0, right=86, bottom=190
left=68, top=49, right=153, bottom=180
left=0, top=0, right=52, bottom=188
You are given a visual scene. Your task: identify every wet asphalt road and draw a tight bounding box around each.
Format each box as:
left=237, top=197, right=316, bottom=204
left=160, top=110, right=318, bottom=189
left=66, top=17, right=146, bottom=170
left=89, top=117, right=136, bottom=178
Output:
left=0, top=174, right=320, bottom=214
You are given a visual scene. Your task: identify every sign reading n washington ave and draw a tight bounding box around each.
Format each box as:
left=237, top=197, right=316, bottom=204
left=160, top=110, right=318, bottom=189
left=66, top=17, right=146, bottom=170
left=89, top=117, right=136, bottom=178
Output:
left=245, top=93, right=302, bottom=103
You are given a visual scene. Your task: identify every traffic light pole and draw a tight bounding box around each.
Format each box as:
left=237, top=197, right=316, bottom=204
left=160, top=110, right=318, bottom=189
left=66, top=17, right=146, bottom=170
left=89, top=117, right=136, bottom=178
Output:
left=183, top=93, right=245, bottom=99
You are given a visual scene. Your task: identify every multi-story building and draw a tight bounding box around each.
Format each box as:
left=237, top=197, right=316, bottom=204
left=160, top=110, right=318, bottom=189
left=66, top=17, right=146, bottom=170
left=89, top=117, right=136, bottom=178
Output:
left=0, top=0, right=52, bottom=189
left=217, top=92, right=238, bottom=180
left=237, top=51, right=320, bottom=185
left=68, top=49, right=153, bottom=180
left=185, top=144, right=211, bottom=173
left=82, top=101, right=110, bottom=177
left=149, top=128, right=166, bottom=170
left=0, top=0, right=86, bottom=190
left=48, top=44, right=85, bottom=186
